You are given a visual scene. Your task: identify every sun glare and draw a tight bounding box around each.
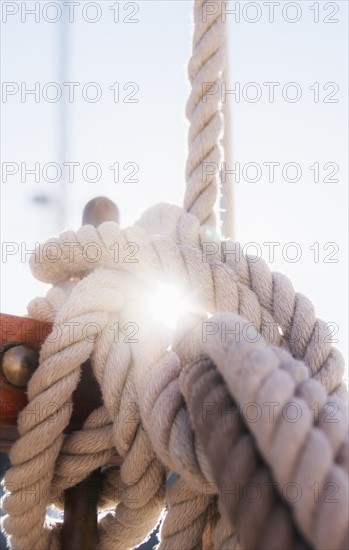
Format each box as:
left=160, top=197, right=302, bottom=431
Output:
left=150, top=283, right=189, bottom=329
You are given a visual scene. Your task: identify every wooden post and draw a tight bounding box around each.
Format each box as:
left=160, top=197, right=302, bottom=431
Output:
left=61, top=469, right=102, bottom=550
left=61, top=197, right=119, bottom=550
left=0, top=315, right=103, bottom=451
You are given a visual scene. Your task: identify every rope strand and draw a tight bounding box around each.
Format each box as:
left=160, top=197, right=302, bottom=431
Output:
left=184, top=0, right=226, bottom=229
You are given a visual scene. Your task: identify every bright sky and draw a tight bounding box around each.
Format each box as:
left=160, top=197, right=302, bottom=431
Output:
left=1, top=1, right=348, bottom=372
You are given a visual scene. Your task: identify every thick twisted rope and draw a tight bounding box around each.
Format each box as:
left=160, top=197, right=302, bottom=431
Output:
left=23, top=210, right=341, bottom=504
left=2, top=210, right=347, bottom=548
left=1, top=2, right=347, bottom=545
left=181, top=357, right=311, bottom=549
left=181, top=313, right=348, bottom=550
left=139, top=312, right=347, bottom=549
left=2, top=202, right=346, bottom=547
left=184, top=0, right=226, bottom=228
left=158, top=475, right=211, bottom=550
left=27, top=209, right=346, bottom=397
left=3, top=267, right=170, bottom=549
left=140, top=314, right=347, bottom=548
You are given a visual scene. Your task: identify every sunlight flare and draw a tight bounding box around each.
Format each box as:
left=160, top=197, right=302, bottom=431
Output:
left=150, top=283, right=189, bottom=329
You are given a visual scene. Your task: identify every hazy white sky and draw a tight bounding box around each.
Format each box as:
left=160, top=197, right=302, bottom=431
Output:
left=1, top=1, right=348, bottom=368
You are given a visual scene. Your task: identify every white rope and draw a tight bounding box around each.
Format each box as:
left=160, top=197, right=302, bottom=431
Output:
left=1, top=2, right=347, bottom=549
left=184, top=0, right=226, bottom=228
left=184, top=1, right=234, bottom=237
left=2, top=206, right=347, bottom=549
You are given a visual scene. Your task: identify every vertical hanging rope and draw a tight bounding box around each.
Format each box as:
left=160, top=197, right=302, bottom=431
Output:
left=184, top=0, right=228, bottom=230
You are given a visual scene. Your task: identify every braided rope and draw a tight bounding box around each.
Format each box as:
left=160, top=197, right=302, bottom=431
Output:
left=184, top=0, right=226, bottom=228
left=2, top=205, right=346, bottom=549
left=181, top=357, right=311, bottom=549
left=158, top=475, right=211, bottom=550
left=1, top=0, right=347, bottom=546
left=184, top=313, right=348, bottom=549
left=27, top=212, right=346, bottom=398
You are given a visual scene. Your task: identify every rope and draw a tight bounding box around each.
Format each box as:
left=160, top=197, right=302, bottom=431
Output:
left=184, top=0, right=226, bottom=229
left=180, top=313, right=348, bottom=550
left=1, top=1, right=347, bottom=548
left=26, top=218, right=346, bottom=398
left=184, top=1, right=234, bottom=237
left=158, top=476, right=211, bottom=550
left=181, top=357, right=311, bottom=549
left=2, top=206, right=347, bottom=549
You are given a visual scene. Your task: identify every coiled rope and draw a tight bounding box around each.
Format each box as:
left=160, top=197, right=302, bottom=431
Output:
left=2, top=1, right=347, bottom=549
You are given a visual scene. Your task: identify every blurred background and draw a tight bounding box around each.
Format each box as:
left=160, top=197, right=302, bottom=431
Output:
left=1, top=1, right=348, bottom=548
